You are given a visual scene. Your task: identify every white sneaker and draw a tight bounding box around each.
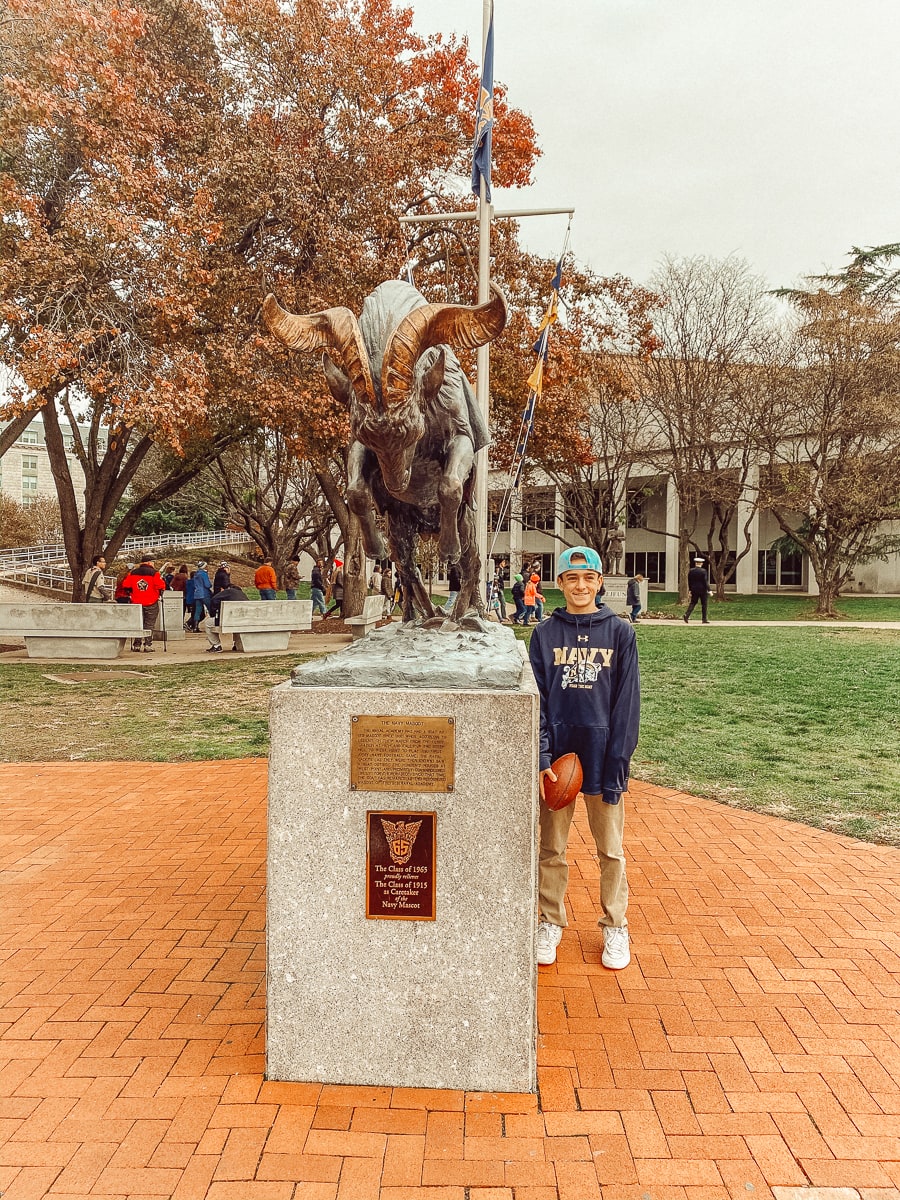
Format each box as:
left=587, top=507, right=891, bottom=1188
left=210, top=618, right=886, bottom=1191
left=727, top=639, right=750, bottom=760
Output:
left=536, top=921, right=563, bottom=965
left=602, top=925, right=630, bottom=969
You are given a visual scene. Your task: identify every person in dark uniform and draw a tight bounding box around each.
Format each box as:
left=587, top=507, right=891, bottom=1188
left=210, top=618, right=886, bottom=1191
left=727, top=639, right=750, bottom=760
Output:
left=684, top=556, right=711, bottom=624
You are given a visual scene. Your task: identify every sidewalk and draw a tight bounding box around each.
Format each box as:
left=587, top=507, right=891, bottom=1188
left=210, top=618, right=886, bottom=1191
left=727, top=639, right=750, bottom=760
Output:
left=0, top=627, right=354, bottom=666
left=1, top=762, right=898, bottom=1200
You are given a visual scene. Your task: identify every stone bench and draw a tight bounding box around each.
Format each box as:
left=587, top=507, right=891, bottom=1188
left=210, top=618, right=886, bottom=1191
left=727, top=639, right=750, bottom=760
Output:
left=217, top=599, right=312, bottom=651
left=0, top=602, right=144, bottom=659
left=345, top=594, right=387, bottom=641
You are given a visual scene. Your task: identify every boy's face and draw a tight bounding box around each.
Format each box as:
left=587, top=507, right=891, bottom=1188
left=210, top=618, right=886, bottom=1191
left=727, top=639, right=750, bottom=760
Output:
left=558, top=569, right=601, bottom=613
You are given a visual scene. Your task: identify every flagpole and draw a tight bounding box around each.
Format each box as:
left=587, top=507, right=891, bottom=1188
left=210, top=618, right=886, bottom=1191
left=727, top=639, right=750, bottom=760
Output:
left=474, top=0, right=492, bottom=595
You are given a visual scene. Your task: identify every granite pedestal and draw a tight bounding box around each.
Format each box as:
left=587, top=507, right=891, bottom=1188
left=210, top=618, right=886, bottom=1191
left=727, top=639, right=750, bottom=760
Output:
left=267, top=627, right=539, bottom=1092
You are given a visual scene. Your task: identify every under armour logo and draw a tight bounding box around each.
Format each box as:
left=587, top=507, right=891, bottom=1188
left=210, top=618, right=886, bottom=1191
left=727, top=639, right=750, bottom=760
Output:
left=577, top=634, right=589, bottom=643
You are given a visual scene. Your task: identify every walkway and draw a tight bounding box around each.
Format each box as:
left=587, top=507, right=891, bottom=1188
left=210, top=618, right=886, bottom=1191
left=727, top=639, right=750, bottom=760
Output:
left=1, top=763, right=898, bottom=1200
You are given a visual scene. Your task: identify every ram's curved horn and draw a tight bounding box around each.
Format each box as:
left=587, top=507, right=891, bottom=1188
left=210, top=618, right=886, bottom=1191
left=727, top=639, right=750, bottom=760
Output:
left=262, top=294, right=375, bottom=406
left=380, top=282, right=508, bottom=408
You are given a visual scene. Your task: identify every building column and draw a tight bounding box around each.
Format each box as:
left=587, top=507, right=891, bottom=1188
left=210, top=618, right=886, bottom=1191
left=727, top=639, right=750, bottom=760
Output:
left=664, top=475, right=679, bottom=593
left=735, top=465, right=759, bottom=595
left=509, top=496, right=522, bottom=566
left=552, top=484, right=565, bottom=558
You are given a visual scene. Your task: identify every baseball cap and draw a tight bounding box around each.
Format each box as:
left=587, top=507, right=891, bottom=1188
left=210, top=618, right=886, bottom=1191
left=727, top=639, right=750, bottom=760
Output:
left=693, top=556, right=705, bottom=563
left=556, top=546, right=602, bottom=576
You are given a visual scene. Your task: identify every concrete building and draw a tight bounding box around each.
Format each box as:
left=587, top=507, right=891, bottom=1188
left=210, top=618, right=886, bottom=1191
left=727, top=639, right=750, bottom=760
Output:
left=487, top=467, right=900, bottom=595
left=1, top=416, right=103, bottom=515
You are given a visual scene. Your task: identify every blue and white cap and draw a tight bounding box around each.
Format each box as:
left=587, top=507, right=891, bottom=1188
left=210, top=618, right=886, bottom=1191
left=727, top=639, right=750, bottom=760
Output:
left=556, top=545, right=603, bottom=576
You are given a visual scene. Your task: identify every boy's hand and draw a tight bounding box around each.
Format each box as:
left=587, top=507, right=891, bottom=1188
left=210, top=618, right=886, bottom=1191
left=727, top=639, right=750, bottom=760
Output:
left=539, top=767, right=557, bottom=802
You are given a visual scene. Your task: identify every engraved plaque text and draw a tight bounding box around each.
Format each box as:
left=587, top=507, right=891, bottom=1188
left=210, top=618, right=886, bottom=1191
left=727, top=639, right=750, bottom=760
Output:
left=366, top=810, right=436, bottom=920
left=350, top=714, right=454, bottom=793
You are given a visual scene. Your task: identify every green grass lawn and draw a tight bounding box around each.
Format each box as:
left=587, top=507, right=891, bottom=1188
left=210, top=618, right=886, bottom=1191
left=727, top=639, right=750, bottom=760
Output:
left=2, top=623, right=898, bottom=846
left=632, top=625, right=900, bottom=845
left=644, top=591, right=900, bottom=622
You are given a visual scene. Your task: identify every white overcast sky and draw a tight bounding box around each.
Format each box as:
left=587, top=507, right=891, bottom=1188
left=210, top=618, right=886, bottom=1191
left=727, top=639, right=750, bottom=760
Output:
left=406, top=0, right=899, bottom=290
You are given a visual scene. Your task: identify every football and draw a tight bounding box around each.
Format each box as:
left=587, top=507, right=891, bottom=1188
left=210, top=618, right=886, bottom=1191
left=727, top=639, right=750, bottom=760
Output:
left=543, top=752, right=583, bottom=811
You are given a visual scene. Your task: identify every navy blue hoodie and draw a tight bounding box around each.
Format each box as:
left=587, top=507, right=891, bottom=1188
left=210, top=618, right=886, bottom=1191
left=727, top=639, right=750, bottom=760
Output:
left=528, top=604, right=640, bottom=803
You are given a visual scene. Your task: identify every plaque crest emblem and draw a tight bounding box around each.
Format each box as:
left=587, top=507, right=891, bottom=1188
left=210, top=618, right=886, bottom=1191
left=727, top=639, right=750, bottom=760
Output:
left=380, top=817, right=422, bottom=866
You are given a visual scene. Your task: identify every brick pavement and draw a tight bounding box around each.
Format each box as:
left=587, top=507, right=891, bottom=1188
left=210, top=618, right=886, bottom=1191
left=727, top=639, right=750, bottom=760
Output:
left=1, top=761, right=898, bottom=1200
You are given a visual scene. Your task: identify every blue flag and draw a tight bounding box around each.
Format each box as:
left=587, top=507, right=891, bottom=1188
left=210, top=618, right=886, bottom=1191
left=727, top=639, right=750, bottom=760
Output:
left=471, top=4, right=494, bottom=201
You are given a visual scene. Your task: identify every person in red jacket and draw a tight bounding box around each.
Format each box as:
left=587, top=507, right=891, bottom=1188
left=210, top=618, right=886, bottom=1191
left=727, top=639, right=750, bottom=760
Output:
left=121, top=555, right=168, bottom=652
left=254, top=558, right=278, bottom=600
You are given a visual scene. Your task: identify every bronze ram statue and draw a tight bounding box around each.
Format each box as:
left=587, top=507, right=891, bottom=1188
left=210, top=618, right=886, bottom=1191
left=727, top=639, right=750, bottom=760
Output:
left=262, top=279, right=507, bottom=623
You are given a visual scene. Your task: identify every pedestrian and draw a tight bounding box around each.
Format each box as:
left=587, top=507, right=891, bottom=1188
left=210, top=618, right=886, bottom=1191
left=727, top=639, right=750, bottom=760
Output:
left=533, top=574, right=547, bottom=621
left=121, top=554, right=168, bottom=652
left=204, top=581, right=249, bottom=652
left=183, top=570, right=196, bottom=629
left=284, top=557, right=301, bottom=600
left=81, top=554, right=111, bottom=603
left=495, top=559, right=509, bottom=620
left=115, top=561, right=137, bottom=603
left=310, top=558, right=327, bottom=617
left=192, top=560, right=213, bottom=629
left=683, top=556, right=711, bottom=624
left=171, top=563, right=189, bottom=593
left=380, top=559, right=394, bottom=618
left=160, top=561, right=175, bottom=589
left=494, top=566, right=508, bottom=619
left=254, top=557, right=278, bottom=600
left=524, top=573, right=545, bottom=624
left=511, top=573, right=526, bottom=625
left=213, top=561, right=231, bottom=593
left=626, top=573, right=644, bottom=623
left=528, top=546, right=640, bottom=970
left=393, top=568, right=403, bottom=613
left=327, top=559, right=344, bottom=616
left=442, top=562, right=461, bottom=615
left=370, top=561, right=383, bottom=595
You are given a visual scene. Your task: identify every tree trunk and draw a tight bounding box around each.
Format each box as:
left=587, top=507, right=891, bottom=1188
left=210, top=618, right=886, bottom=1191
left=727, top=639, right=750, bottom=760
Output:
left=342, top=513, right=366, bottom=618
left=678, top=526, right=692, bottom=604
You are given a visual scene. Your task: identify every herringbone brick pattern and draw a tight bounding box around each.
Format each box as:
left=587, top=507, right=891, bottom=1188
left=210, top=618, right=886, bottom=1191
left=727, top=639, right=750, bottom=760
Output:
left=0, top=761, right=898, bottom=1199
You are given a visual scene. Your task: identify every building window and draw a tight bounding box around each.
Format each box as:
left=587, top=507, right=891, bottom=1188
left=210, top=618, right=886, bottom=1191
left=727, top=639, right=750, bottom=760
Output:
left=21, top=429, right=38, bottom=445
left=758, top=549, right=803, bottom=587
left=22, top=456, right=37, bottom=471
left=488, top=491, right=510, bottom=533
left=22, top=477, right=38, bottom=492
left=522, top=488, right=556, bottom=532
left=758, top=550, right=776, bottom=586
left=624, top=551, right=666, bottom=584
left=779, top=551, right=803, bottom=586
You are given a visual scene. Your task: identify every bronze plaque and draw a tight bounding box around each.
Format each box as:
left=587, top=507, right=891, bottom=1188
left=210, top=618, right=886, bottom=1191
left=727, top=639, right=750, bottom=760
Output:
left=366, top=810, right=436, bottom=921
left=350, top=715, right=454, bottom=793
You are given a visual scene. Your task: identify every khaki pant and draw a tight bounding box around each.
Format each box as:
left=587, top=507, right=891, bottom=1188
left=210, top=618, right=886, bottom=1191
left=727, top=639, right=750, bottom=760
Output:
left=539, top=792, right=628, bottom=929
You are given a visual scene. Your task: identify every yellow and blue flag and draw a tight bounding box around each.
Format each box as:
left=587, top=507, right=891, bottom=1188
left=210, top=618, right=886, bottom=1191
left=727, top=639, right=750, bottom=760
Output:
left=471, top=4, right=494, bottom=201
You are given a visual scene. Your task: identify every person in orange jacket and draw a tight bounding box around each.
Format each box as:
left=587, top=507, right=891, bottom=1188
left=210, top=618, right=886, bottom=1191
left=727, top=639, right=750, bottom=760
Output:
left=523, top=573, right=545, bottom=625
left=254, top=558, right=278, bottom=600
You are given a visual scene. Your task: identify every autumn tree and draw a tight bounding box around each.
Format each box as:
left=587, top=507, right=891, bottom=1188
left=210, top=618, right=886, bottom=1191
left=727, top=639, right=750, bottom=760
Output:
left=0, top=0, right=540, bottom=604
left=760, top=284, right=900, bottom=616
left=485, top=238, right=660, bottom=565
left=210, top=432, right=339, bottom=583
left=629, top=256, right=778, bottom=601
left=0, top=0, right=239, bottom=595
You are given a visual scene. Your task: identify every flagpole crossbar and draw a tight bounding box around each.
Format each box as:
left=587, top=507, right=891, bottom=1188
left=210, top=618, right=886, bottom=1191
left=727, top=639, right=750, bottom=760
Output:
left=399, top=206, right=575, bottom=226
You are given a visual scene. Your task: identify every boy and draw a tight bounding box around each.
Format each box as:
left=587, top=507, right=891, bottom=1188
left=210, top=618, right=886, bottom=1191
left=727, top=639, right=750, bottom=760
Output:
left=528, top=546, right=640, bottom=969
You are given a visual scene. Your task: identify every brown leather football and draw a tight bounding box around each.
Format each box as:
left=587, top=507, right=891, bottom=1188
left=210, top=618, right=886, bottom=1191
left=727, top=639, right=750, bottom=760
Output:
left=543, top=752, right=583, bottom=810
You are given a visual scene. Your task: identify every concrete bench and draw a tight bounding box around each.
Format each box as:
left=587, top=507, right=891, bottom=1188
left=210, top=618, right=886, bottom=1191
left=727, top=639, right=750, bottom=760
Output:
left=217, top=599, right=312, bottom=651
left=345, top=594, right=387, bottom=641
left=0, top=602, right=144, bottom=659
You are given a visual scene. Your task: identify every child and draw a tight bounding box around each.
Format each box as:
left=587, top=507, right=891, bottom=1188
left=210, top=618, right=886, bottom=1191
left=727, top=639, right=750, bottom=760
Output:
left=528, top=546, right=640, bottom=969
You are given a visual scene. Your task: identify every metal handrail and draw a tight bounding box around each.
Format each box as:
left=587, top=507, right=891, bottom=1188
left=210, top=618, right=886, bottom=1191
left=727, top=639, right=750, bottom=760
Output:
left=0, top=528, right=251, bottom=571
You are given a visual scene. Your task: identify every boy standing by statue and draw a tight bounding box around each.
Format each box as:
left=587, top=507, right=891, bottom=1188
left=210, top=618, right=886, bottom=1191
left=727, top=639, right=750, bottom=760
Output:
left=528, top=546, right=640, bottom=969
